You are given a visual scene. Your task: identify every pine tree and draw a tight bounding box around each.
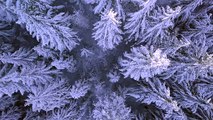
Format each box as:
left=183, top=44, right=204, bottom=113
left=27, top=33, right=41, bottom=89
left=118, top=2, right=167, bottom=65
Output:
left=93, top=9, right=123, bottom=50
left=0, top=0, right=212, bottom=119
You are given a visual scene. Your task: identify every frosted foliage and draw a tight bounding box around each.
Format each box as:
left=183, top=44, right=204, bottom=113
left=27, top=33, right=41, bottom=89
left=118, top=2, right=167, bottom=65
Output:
left=51, top=56, right=76, bottom=73
left=0, top=96, right=16, bottom=110
left=0, top=107, right=21, bottom=120
left=0, top=81, right=29, bottom=98
left=33, top=45, right=57, bottom=58
left=0, top=0, right=213, bottom=119
left=23, top=110, right=44, bottom=120
left=46, top=100, right=90, bottom=120
left=1, top=0, right=81, bottom=52
left=93, top=9, right=123, bottom=50
left=70, top=80, right=90, bottom=99
left=26, top=80, right=70, bottom=112
left=0, top=48, right=37, bottom=66
left=150, top=49, right=170, bottom=68
left=107, top=9, right=120, bottom=24
left=120, top=46, right=170, bottom=80
left=0, top=63, right=59, bottom=86
left=107, top=70, right=120, bottom=83
left=80, top=48, right=94, bottom=57
left=128, top=78, right=182, bottom=118
left=92, top=93, right=131, bottom=120
left=17, top=12, right=80, bottom=52
left=125, top=0, right=157, bottom=40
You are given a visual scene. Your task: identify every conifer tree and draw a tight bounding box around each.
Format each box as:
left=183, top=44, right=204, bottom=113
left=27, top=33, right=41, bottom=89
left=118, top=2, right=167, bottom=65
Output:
left=0, top=0, right=212, bottom=119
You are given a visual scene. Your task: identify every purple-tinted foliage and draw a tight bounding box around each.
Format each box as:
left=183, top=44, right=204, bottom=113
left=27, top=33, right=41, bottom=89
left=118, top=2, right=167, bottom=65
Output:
left=0, top=0, right=212, bottom=119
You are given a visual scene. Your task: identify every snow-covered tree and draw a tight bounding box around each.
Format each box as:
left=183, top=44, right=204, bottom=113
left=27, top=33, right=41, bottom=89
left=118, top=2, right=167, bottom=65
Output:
left=0, top=0, right=212, bottom=119
left=119, top=46, right=170, bottom=80
left=93, top=9, right=123, bottom=50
